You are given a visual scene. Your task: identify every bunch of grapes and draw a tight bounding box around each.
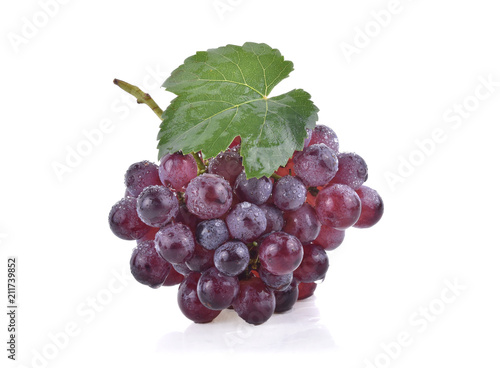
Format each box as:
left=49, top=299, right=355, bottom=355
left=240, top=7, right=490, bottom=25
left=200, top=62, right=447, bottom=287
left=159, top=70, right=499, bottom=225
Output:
left=108, top=124, right=384, bottom=325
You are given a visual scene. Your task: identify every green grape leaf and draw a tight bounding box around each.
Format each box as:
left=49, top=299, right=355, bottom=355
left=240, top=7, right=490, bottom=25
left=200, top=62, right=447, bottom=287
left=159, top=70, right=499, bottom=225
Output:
left=158, top=42, right=319, bottom=178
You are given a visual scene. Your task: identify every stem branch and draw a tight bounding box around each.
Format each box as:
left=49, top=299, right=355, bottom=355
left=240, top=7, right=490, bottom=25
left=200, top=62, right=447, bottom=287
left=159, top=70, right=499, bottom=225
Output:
left=113, top=79, right=163, bottom=120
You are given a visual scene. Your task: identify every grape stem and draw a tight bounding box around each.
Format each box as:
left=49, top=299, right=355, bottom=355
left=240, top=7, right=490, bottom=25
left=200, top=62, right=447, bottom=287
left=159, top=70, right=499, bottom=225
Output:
left=271, top=173, right=281, bottom=181
left=113, top=79, right=163, bottom=119
left=113, top=78, right=207, bottom=171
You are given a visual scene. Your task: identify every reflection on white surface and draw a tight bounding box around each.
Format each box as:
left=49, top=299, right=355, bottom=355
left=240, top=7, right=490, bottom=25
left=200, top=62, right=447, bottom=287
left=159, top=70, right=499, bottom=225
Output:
left=156, top=296, right=335, bottom=353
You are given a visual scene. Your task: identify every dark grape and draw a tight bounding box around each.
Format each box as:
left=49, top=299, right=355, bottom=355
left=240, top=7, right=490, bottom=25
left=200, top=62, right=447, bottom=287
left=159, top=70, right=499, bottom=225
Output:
left=309, top=125, right=339, bottom=153
left=214, top=241, right=250, bottom=277
left=273, top=175, right=307, bottom=211
left=195, top=219, right=229, bottom=250
left=184, top=174, right=233, bottom=220
left=162, top=267, right=184, bottom=286
left=232, top=277, right=276, bottom=325
left=178, top=273, right=221, bottom=323
left=130, top=240, right=171, bottom=288
left=259, top=231, right=303, bottom=276
left=274, top=282, right=299, bottom=313
left=293, top=144, right=338, bottom=187
left=258, top=204, right=284, bottom=233
left=208, top=150, right=243, bottom=186
left=173, top=204, right=200, bottom=231
left=124, top=161, right=162, bottom=197
left=185, top=243, right=215, bottom=273
left=197, top=267, right=239, bottom=310
left=155, top=223, right=195, bottom=264
left=283, top=204, right=321, bottom=244
left=172, top=263, right=191, bottom=276
left=329, top=152, right=368, bottom=190
left=354, top=186, right=384, bottom=228
left=159, top=152, right=198, bottom=192
left=294, top=243, right=329, bottom=283
left=316, top=184, right=361, bottom=230
left=136, top=185, right=179, bottom=227
left=225, top=202, right=267, bottom=243
left=234, top=172, right=273, bottom=205
left=315, top=225, right=345, bottom=251
left=109, top=197, right=151, bottom=240
left=298, top=282, right=317, bottom=300
left=259, top=267, right=293, bottom=291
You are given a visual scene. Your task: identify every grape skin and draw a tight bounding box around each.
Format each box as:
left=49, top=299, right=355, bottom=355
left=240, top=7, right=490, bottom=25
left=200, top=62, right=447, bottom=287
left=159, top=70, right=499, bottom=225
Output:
left=329, top=152, right=368, bottom=190
left=297, top=282, right=317, bottom=300
left=130, top=240, right=171, bottom=288
left=293, top=144, right=339, bottom=187
left=283, top=203, right=321, bottom=244
left=232, top=277, right=276, bottom=325
left=184, top=174, right=233, bottom=220
left=159, top=152, right=198, bottom=192
left=136, top=185, right=179, bottom=227
left=125, top=161, right=162, bottom=197
left=197, top=267, right=239, bottom=310
left=273, top=175, right=307, bottom=211
left=274, top=282, right=299, bottom=313
left=195, top=219, right=229, bottom=250
left=315, top=184, right=361, bottom=230
left=258, top=204, right=284, bottom=233
left=259, top=267, right=293, bottom=291
left=234, top=172, right=273, bottom=205
left=178, top=273, right=221, bottom=323
left=259, top=231, right=304, bottom=276
left=293, top=243, right=329, bottom=283
left=109, top=197, right=151, bottom=240
left=208, top=150, right=243, bottom=186
left=155, top=223, right=195, bottom=264
left=309, top=125, right=339, bottom=153
left=185, top=243, right=215, bottom=273
left=214, top=241, right=250, bottom=277
left=315, top=224, right=345, bottom=251
left=225, top=202, right=267, bottom=243
left=354, top=186, right=384, bottom=228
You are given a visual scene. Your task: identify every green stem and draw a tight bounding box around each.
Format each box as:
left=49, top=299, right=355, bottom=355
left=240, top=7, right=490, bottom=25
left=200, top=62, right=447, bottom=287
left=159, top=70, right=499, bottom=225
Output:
left=113, top=79, right=163, bottom=120
left=271, top=173, right=282, bottom=181
left=114, top=78, right=202, bottom=168
left=192, top=152, right=207, bottom=175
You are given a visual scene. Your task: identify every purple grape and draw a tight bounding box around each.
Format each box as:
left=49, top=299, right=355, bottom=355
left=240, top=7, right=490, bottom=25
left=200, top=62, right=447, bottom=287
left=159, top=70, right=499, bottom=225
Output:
left=184, top=174, right=233, bottom=220
left=259, top=232, right=303, bottom=276
left=293, top=243, right=329, bottom=283
left=172, top=262, right=191, bottom=276
left=309, top=125, right=339, bottom=153
left=214, top=241, right=250, bottom=277
left=259, top=267, right=293, bottom=291
left=130, top=240, right=171, bottom=288
left=155, top=223, right=195, bottom=264
left=315, top=225, right=345, bottom=251
left=136, top=185, right=179, bottom=227
left=232, top=277, right=276, bottom=325
left=195, top=219, right=229, bottom=250
left=258, top=204, right=284, bottom=233
left=178, top=273, right=221, bottom=323
left=316, top=184, right=361, bottom=230
left=329, top=152, right=368, bottom=190
left=234, top=172, right=273, bottom=205
left=274, top=282, right=299, bottom=313
left=354, top=186, right=384, bottom=228
left=109, top=197, right=151, bottom=240
left=162, top=267, right=184, bottom=286
left=159, top=152, right=198, bottom=192
left=283, top=204, right=321, bottom=244
left=298, top=282, right=317, bottom=300
left=197, top=267, right=239, bottom=310
left=207, top=150, right=243, bottom=186
left=185, top=243, right=215, bottom=273
left=293, top=144, right=338, bottom=187
left=173, top=204, right=200, bottom=231
left=225, top=202, right=267, bottom=243
left=273, top=175, right=307, bottom=211
left=124, top=160, right=162, bottom=197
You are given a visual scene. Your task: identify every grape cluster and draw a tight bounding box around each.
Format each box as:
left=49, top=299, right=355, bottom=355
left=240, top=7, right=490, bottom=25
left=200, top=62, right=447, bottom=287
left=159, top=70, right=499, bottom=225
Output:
left=108, top=125, right=384, bottom=325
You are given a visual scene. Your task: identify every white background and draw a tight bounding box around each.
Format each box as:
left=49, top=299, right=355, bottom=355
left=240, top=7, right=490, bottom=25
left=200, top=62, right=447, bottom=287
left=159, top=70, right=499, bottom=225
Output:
left=1, top=0, right=499, bottom=367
